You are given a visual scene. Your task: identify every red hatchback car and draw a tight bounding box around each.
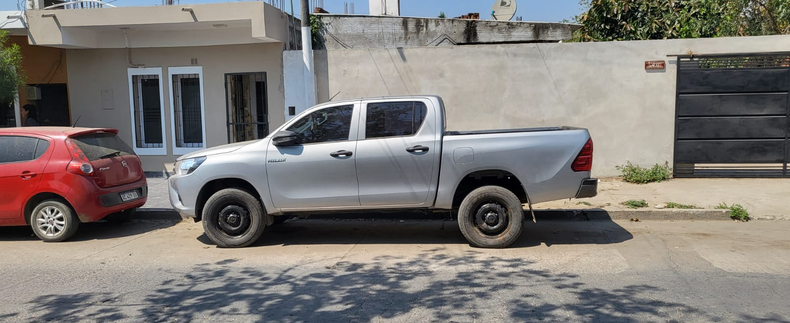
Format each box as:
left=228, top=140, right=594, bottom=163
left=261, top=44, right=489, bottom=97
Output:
left=0, top=127, right=147, bottom=242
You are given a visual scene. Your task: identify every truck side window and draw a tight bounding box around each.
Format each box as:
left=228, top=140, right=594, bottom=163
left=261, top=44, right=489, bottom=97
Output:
left=365, top=101, right=427, bottom=139
left=286, top=105, right=354, bottom=144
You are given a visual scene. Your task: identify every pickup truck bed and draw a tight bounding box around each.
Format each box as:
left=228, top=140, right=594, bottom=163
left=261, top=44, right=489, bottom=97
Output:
left=445, top=126, right=570, bottom=136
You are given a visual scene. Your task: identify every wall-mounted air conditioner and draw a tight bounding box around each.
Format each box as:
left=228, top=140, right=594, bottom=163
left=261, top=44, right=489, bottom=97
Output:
left=26, top=86, right=42, bottom=101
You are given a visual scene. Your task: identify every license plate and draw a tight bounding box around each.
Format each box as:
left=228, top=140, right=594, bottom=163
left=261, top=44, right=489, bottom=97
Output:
left=120, top=190, right=140, bottom=202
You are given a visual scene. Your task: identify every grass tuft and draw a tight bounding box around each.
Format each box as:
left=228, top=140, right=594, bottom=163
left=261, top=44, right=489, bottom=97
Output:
left=622, top=199, right=648, bottom=209
left=617, top=162, right=671, bottom=184
left=716, top=203, right=750, bottom=221
left=665, top=202, right=700, bottom=209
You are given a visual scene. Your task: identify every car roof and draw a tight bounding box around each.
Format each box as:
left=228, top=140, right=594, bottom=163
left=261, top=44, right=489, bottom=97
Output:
left=0, top=127, right=118, bottom=138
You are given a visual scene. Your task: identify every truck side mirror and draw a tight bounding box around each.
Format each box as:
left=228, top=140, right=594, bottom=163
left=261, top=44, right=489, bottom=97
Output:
left=272, top=130, right=302, bottom=146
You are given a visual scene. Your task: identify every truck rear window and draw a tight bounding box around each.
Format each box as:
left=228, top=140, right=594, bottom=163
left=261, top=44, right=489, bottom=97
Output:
left=71, top=133, right=135, bottom=161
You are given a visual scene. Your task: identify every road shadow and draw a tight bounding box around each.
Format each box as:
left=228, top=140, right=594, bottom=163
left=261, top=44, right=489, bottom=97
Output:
left=18, top=251, right=756, bottom=322
left=0, top=219, right=179, bottom=242
left=193, top=210, right=634, bottom=248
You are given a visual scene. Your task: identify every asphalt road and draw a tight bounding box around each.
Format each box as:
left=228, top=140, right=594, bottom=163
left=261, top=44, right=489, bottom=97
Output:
left=1, top=218, right=789, bottom=323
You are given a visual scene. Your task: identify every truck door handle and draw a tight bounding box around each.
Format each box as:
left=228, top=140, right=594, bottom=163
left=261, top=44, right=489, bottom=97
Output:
left=330, top=150, right=353, bottom=157
left=406, top=145, right=429, bottom=153
left=20, top=171, right=37, bottom=179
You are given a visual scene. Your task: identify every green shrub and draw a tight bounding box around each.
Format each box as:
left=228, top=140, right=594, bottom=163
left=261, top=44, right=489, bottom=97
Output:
left=576, top=201, right=592, bottom=206
left=617, top=162, right=672, bottom=184
left=622, top=199, right=648, bottom=209
left=715, top=203, right=729, bottom=210
left=716, top=203, right=750, bottom=221
left=665, top=202, right=700, bottom=209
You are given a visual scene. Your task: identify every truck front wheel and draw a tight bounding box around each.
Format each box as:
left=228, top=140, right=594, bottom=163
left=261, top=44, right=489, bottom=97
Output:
left=202, top=188, right=266, bottom=248
left=457, top=186, right=524, bottom=248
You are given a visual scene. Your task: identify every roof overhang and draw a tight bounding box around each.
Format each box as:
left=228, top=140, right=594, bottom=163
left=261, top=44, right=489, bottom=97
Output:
left=1, top=11, right=28, bottom=36
left=24, top=2, right=291, bottom=49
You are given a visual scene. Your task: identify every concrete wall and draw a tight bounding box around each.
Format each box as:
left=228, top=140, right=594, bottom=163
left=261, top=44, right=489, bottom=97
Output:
left=319, top=35, right=790, bottom=177
left=282, top=50, right=330, bottom=122
left=66, top=43, right=285, bottom=171
left=317, top=15, right=576, bottom=49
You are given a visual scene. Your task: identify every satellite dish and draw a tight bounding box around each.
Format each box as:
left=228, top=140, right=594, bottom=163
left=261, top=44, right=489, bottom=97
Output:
left=491, top=0, right=517, bottom=21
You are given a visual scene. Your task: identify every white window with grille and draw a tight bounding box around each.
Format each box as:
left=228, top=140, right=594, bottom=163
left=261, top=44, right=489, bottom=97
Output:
left=127, top=68, right=167, bottom=155
left=168, top=66, right=206, bottom=155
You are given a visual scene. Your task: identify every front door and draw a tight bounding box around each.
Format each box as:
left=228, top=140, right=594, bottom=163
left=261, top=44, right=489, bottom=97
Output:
left=226, top=73, right=269, bottom=143
left=266, top=103, right=361, bottom=209
left=0, top=136, right=51, bottom=223
left=355, top=100, right=438, bottom=206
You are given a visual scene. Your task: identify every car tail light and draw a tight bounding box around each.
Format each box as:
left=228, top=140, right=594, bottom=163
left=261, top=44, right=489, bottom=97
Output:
left=65, top=139, right=94, bottom=176
left=571, top=138, right=593, bottom=172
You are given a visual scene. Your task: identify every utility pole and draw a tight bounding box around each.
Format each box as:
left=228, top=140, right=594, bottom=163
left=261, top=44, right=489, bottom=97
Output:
left=301, top=0, right=317, bottom=107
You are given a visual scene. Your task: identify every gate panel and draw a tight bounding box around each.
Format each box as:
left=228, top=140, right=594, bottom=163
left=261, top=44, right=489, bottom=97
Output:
left=678, top=69, right=788, bottom=93
left=677, top=94, right=787, bottom=116
left=674, top=53, right=790, bottom=177
left=676, top=117, right=786, bottom=139
left=675, top=140, right=785, bottom=164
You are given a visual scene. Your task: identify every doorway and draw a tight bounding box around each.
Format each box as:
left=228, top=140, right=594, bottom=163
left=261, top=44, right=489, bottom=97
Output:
left=225, top=73, right=269, bottom=143
left=25, top=84, right=71, bottom=127
left=0, top=100, right=16, bottom=128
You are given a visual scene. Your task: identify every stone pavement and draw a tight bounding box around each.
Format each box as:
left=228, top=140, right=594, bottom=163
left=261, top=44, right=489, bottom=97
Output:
left=140, top=177, right=790, bottom=220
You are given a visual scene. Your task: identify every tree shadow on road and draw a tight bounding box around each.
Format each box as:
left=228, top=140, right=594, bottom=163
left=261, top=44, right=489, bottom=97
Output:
left=19, top=250, right=747, bottom=322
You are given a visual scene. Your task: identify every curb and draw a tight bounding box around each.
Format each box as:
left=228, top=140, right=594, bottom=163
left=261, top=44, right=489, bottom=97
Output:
left=135, top=207, right=733, bottom=221
left=534, top=209, right=732, bottom=221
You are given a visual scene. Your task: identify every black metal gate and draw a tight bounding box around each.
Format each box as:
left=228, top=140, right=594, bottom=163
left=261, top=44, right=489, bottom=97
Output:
left=674, top=53, right=790, bottom=177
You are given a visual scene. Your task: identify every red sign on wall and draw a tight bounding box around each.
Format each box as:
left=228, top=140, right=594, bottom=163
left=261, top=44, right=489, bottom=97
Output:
left=645, top=60, right=666, bottom=70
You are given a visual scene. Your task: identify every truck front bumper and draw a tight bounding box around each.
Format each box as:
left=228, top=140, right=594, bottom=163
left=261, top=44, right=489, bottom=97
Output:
left=575, top=178, right=598, bottom=198
left=168, top=175, right=198, bottom=219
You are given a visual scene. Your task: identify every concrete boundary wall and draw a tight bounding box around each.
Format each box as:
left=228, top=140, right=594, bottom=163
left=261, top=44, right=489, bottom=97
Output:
left=317, top=35, right=790, bottom=176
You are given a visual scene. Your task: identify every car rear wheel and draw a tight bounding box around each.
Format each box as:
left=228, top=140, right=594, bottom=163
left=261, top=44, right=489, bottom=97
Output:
left=30, top=200, right=80, bottom=242
left=202, top=188, right=266, bottom=248
left=104, top=208, right=136, bottom=223
left=457, top=186, right=523, bottom=248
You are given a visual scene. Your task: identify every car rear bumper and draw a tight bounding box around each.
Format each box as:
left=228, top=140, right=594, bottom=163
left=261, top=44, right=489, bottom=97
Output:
left=575, top=178, right=598, bottom=198
left=69, top=177, right=148, bottom=223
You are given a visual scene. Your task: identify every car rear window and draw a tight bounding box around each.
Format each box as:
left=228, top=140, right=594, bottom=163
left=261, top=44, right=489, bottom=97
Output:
left=71, top=133, right=135, bottom=161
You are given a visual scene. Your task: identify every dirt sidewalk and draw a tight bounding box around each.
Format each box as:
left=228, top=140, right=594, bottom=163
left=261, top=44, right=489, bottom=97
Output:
left=535, top=177, right=789, bottom=220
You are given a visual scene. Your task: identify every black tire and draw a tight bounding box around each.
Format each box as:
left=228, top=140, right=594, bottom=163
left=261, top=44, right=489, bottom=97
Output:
left=30, top=199, right=80, bottom=242
left=457, top=186, right=524, bottom=248
left=104, top=208, right=136, bottom=223
left=202, top=188, right=266, bottom=248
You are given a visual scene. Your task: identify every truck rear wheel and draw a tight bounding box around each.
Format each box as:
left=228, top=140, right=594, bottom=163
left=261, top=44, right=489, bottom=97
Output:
left=457, top=186, right=523, bottom=248
left=202, top=188, right=266, bottom=248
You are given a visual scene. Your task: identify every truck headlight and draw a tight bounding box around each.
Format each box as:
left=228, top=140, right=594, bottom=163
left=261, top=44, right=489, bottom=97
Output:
left=176, top=157, right=206, bottom=175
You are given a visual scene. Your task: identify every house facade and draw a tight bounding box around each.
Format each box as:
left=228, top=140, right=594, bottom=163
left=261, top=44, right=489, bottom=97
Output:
left=21, top=1, right=296, bottom=172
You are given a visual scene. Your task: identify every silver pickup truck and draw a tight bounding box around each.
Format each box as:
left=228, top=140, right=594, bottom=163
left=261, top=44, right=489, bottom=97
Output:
left=168, top=96, right=597, bottom=248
